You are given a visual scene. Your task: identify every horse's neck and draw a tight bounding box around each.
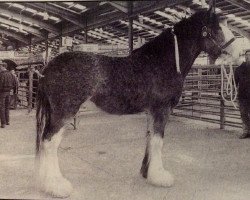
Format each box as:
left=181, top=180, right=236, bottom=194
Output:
left=177, top=36, right=202, bottom=77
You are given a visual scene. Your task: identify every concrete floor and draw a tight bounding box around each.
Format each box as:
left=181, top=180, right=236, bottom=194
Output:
left=0, top=109, right=249, bottom=200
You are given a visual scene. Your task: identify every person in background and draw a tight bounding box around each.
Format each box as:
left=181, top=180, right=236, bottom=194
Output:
left=10, top=69, right=19, bottom=109
left=235, top=49, right=250, bottom=139
left=0, top=61, right=17, bottom=128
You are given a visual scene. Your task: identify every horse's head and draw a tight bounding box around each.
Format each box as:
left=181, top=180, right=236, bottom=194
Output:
left=199, top=9, right=237, bottom=62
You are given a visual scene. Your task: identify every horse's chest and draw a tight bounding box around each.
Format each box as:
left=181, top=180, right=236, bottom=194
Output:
left=151, top=75, right=183, bottom=98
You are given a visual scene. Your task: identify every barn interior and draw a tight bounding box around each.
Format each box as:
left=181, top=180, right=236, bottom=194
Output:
left=0, top=1, right=249, bottom=200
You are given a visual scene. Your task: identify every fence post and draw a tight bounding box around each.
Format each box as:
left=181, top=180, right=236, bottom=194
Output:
left=28, top=69, right=34, bottom=113
left=220, top=92, right=225, bottom=129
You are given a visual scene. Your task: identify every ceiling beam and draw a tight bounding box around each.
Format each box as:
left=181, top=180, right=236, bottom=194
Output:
left=227, top=23, right=250, bottom=40
left=133, top=20, right=162, bottom=34
left=73, top=33, right=103, bottom=44
left=61, top=0, right=190, bottom=36
left=0, top=16, right=46, bottom=39
left=0, top=38, right=15, bottom=47
left=0, top=29, right=29, bottom=44
left=28, top=0, right=191, bottom=45
left=24, top=3, right=85, bottom=29
left=105, top=25, right=146, bottom=40
left=88, top=30, right=128, bottom=45
left=225, top=0, right=250, bottom=11
left=0, top=7, right=59, bottom=34
left=78, top=1, right=99, bottom=8
left=189, top=3, right=250, bottom=40
left=132, top=0, right=191, bottom=16
left=62, top=11, right=125, bottom=35
left=105, top=25, right=125, bottom=36
left=108, top=1, right=128, bottom=13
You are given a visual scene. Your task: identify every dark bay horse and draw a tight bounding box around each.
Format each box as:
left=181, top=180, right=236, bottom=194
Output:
left=36, top=9, right=237, bottom=197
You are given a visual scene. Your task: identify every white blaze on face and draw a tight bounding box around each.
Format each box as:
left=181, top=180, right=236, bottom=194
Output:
left=219, top=24, right=241, bottom=63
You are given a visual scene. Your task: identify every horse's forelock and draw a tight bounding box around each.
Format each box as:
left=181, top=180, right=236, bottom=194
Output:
left=174, top=11, right=210, bottom=38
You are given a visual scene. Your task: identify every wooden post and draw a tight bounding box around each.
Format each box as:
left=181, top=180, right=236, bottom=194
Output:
left=85, top=18, right=88, bottom=44
left=220, top=92, right=225, bottom=129
left=28, top=36, right=33, bottom=113
left=128, top=2, right=133, bottom=55
left=28, top=69, right=34, bottom=113
left=45, top=31, right=49, bottom=65
left=59, top=34, right=62, bottom=53
left=14, top=42, right=19, bottom=51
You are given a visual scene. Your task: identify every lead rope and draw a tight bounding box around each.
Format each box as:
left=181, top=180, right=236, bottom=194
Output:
left=220, top=62, right=238, bottom=109
left=172, top=29, right=181, bottom=74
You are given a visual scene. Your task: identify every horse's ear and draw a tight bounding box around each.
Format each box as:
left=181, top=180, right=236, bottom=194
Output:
left=208, top=6, right=212, bottom=15
left=209, top=0, right=216, bottom=13
left=207, top=6, right=216, bottom=24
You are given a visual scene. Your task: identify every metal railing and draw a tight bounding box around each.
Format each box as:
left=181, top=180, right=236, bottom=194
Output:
left=174, top=65, right=241, bottom=129
left=15, top=62, right=43, bottom=111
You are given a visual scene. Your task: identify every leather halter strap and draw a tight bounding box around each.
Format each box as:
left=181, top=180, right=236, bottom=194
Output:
left=202, top=25, right=236, bottom=51
left=220, top=37, right=235, bottom=49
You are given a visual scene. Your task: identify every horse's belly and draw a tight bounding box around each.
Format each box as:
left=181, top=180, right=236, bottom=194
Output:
left=90, top=93, right=145, bottom=114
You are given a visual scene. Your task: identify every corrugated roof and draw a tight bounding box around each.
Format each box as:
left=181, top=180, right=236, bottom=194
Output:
left=0, top=0, right=248, bottom=55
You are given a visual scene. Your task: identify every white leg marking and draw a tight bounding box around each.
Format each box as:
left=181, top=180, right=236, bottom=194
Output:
left=36, top=128, right=73, bottom=198
left=147, top=135, right=174, bottom=187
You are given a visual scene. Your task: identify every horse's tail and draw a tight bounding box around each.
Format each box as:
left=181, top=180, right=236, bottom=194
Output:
left=36, top=82, right=51, bottom=154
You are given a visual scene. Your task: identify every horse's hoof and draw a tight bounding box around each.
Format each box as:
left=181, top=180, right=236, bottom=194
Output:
left=147, top=169, right=174, bottom=187
left=42, top=177, right=73, bottom=198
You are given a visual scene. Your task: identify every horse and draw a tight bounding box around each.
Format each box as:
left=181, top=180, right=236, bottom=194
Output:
left=35, top=9, right=237, bottom=198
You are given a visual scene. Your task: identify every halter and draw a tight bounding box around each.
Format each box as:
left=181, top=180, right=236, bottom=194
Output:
left=201, top=26, right=236, bottom=53
left=171, top=25, right=235, bottom=75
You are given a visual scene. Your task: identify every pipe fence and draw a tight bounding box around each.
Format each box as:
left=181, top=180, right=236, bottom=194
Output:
left=15, top=62, right=43, bottom=112
left=173, top=65, right=241, bottom=129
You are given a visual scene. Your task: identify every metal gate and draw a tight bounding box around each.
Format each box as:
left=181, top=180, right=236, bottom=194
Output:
left=15, top=62, right=43, bottom=111
left=174, top=65, right=241, bottom=129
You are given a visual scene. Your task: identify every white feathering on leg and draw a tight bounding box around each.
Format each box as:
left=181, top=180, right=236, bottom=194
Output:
left=147, top=135, right=174, bottom=187
left=36, top=128, right=73, bottom=198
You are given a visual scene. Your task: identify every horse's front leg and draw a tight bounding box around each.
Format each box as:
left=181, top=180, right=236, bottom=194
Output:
left=141, top=105, right=174, bottom=187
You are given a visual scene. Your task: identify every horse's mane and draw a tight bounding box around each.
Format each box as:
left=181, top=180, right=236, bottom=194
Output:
left=131, top=10, right=220, bottom=57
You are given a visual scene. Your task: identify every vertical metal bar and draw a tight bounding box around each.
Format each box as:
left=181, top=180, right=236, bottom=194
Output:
left=45, top=31, right=49, bottom=65
left=85, top=18, right=88, bottom=44
left=15, top=42, right=19, bottom=51
left=28, top=36, right=32, bottom=113
left=220, top=93, right=225, bottom=129
left=28, top=70, right=34, bottom=113
left=128, top=2, right=133, bottom=55
left=59, top=35, right=62, bottom=53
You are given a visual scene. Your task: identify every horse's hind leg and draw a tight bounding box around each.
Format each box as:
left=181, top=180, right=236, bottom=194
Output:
left=36, top=114, right=72, bottom=198
left=141, top=106, right=174, bottom=187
